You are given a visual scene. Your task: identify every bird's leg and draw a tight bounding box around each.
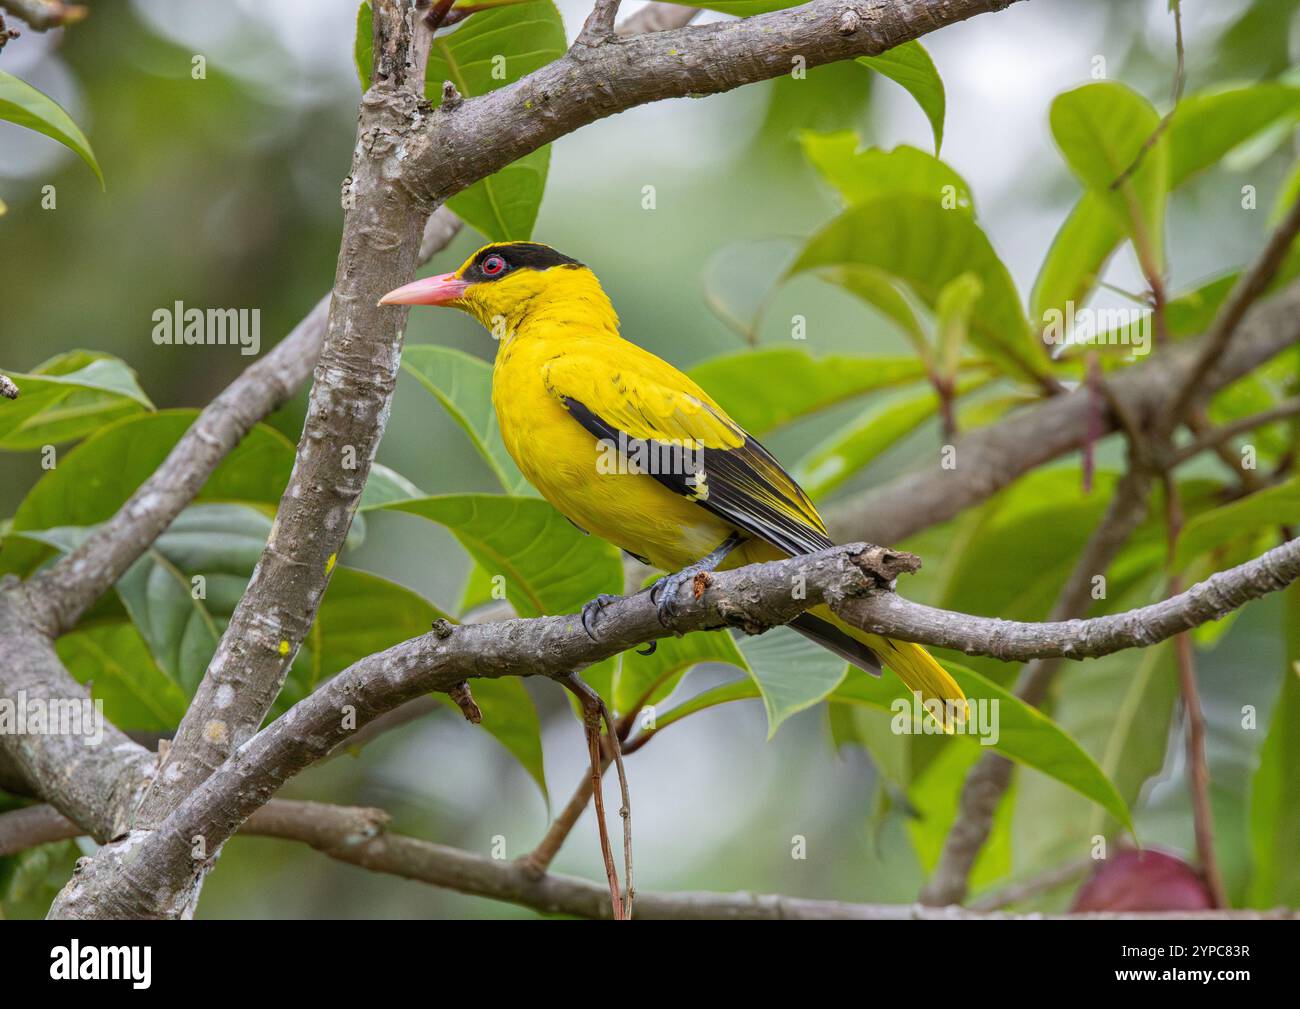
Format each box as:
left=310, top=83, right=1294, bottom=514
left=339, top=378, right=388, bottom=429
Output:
left=559, top=671, right=634, bottom=921
left=649, top=533, right=745, bottom=627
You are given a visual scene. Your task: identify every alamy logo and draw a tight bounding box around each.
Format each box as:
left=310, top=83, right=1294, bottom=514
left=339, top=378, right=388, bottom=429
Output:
left=1041, top=302, right=1152, bottom=358
left=151, top=300, right=261, bottom=356
left=595, top=432, right=705, bottom=478
left=891, top=692, right=999, bottom=745
left=0, top=690, right=104, bottom=746
left=49, top=942, right=151, bottom=989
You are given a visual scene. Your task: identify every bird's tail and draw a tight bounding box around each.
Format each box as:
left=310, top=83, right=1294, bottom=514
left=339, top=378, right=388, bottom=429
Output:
left=792, top=604, right=968, bottom=732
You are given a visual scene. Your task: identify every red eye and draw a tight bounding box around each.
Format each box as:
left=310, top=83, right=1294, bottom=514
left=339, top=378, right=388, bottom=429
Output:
left=482, top=255, right=506, bottom=277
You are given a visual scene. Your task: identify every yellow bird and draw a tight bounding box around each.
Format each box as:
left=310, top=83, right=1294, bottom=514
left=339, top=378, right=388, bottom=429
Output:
left=381, top=242, right=966, bottom=722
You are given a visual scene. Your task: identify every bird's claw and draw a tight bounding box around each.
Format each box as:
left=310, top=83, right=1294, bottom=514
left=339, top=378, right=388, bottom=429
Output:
left=649, top=569, right=693, bottom=628
left=580, top=594, right=621, bottom=640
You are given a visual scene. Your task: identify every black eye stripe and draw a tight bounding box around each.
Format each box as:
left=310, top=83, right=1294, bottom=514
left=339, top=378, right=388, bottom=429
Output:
left=465, top=243, right=585, bottom=282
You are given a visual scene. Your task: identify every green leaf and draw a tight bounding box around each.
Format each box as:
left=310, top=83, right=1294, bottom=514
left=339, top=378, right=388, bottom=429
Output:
left=1049, top=82, right=1168, bottom=268
left=354, top=1, right=373, bottom=90
left=650, top=676, right=758, bottom=734
left=0, top=70, right=103, bottom=188
left=751, top=60, right=874, bottom=157
left=700, top=238, right=793, bottom=341
left=1032, top=83, right=1300, bottom=328
left=19, top=504, right=271, bottom=695
left=1029, top=192, right=1125, bottom=328
left=1167, top=83, right=1300, bottom=188
left=688, top=347, right=928, bottom=435
left=1015, top=637, right=1178, bottom=869
left=645, top=655, right=1134, bottom=830
left=799, top=133, right=972, bottom=213
left=790, top=194, right=1041, bottom=378
left=834, top=663, right=1134, bottom=831
left=56, top=621, right=190, bottom=731
left=1, top=410, right=294, bottom=578
left=816, top=265, right=930, bottom=360
left=905, top=734, right=1014, bottom=888
left=293, top=564, right=546, bottom=799
left=1249, top=584, right=1300, bottom=906
left=0, top=352, right=152, bottom=450
left=400, top=344, right=531, bottom=493
left=935, top=273, right=982, bottom=378
left=738, top=627, right=848, bottom=738
left=438, top=677, right=548, bottom=801
left=1175, top=475, right=1300, bottom=571
left=378, top=494, right=622, bottom=617
left=358, top=462, right=424, bottom=511
left=792, top=387, right=955, bottom=499
left=613, top=629, right=746, bottom=717
left=0, top=841, right=81, bottom=920
left=288, top=567, right=454, bottom=706
left=426, top=1, right=566, bottom=240
left=857, top=41, right=946, bottom=154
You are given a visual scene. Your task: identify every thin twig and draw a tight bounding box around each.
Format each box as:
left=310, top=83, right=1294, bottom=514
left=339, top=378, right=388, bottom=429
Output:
left=1161, top=471, right=1230, bottom=908
left=920, top=460, right=1156, bottom=905
left=968, top=857, right=1093, bottom=912
left=0, top=0, right=85, bottom=31
left=596, top=694, right=634, bottom=918
left=562, top=673, right=625, bottom=920
left=14, top=799, right=1290, bottom=920
left=576, top=0, right=623, bottom=46
left=1185, top=409, right=1264, bottom=492
left=1161, top=191, right=1300, bottom=434
left=1172, top=398, right=1300, bottom=465
left=1110, top=1, right=1184, bottom=193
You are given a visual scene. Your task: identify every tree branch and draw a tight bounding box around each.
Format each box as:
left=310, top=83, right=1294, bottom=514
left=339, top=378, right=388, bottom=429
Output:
left=131, top=0, right=435, bottom=830
left=0, top=0, right=84, bottom=31
left=0, top=582, right=155, bottom=841
left=27, top=209, right=461, bottom=638
left=827, top=280, right=1300, bottom=545
left=576, top=0, right=623, bottom=46
left=46, top=533, right=1300, bottom=917
left=840, top=535, right=1299, bottom=660
left=920, top=462, right=1157, bottom=906
left=10, top=799, right=1292, bottom=920
left=1159, top=191, right=1300, bottom=435
left=402, top=0, right=1027, bottom=211
left=615, top=2, right=698, bottom=35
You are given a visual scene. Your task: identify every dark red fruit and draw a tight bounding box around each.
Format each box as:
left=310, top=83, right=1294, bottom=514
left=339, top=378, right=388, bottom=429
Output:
left=1070, top=848, right=1215, bottom=912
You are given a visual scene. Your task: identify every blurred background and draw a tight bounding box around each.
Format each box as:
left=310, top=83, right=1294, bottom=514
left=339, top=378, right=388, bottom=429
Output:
left=0, top=0, right=1295, bottom=917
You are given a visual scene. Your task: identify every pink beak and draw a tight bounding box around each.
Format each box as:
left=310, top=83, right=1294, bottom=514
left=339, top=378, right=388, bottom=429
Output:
left=378, top=271, right=470, bottom=306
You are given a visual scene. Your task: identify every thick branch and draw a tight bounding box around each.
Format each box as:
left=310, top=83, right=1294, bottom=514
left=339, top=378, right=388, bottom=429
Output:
left=402, top=0, right=1026, bottom=210
left=12, top=799, right=1292, bottom=920
left=0, top=583, right=155, bottom=841
left=841, top=535, right=1300, bottom=660
left=827, top=281, right=1300, bottom=544
left=47, top=534, right=1300, bottom=917
left=0, top=0, right=84, bottom=31
left=133, top=0, right=434, bottom=826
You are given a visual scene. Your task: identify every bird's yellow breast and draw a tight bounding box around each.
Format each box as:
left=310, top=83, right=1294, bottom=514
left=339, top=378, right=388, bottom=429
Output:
left=492, top=326, right=732, bottom=573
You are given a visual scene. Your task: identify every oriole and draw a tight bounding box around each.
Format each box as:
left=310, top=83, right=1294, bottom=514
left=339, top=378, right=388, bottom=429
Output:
left=381, top=242, right=966, bottom=723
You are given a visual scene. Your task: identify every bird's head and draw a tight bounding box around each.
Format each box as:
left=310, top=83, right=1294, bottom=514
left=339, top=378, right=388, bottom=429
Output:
left=379, top=241, right=607, bottom=334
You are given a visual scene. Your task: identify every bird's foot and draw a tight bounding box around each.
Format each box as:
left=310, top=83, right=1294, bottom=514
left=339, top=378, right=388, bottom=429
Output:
left=580, top=593, right=622, bottom=640
left=649, top=567, right=699, bottom=627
